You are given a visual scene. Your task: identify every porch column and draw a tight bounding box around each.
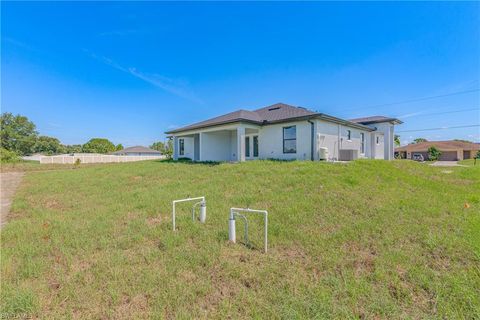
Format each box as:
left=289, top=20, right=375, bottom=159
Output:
left=173, top=136, right=179, bottom=160
left=383, top=126, right=393, bottom=160
left=236, top=127, right=245, bottom=162
left=199, top=133, right=203, bottom=161
left=370, top=133, right=376, bottom=159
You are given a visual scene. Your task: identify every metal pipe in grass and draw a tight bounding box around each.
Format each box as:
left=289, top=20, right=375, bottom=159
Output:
left=229, top=207, right=268, bottom=253
left=172, top=196, right=205, bottom=231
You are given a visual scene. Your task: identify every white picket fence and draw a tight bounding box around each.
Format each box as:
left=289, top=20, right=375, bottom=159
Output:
left=39, top=154, right=164, bottom=164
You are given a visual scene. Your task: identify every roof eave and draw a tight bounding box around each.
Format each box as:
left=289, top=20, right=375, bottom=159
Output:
left=165, top=119, right=262, bottom=134
left=315, top=114, right=375, bottom=131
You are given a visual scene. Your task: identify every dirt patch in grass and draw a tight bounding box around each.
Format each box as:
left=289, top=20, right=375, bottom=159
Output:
left=342, top=241, right=377, bottom=277
left=113, top=294, right=150, bottom=319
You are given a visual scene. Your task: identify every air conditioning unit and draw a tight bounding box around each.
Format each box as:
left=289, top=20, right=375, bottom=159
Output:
left=339, top=149, right=359, bottom=161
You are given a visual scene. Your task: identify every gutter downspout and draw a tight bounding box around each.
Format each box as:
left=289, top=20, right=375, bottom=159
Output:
left=308, top=120, right=314, bottom=161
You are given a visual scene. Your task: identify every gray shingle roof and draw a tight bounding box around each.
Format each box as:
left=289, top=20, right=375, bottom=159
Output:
left=166, top=103, right=319, bottom=134
left=166, top=103, right=386, bottom=134
left=112, top=146, right=161, bottom=154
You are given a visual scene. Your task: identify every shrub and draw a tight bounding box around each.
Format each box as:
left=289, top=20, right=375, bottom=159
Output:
left=427, top=146, right=442, bottom=161
left=0, top=147, right=19, bottom=163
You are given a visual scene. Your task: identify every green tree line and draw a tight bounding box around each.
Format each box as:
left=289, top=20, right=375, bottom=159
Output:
left=1, top=112, right=170, bottom=162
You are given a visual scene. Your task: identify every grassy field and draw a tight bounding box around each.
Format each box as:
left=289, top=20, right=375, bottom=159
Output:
left=459, top=158, right=478, bottom=166
left=1, top=160, right=479, bottom=319
left=0, top=160, right=111, bottom=173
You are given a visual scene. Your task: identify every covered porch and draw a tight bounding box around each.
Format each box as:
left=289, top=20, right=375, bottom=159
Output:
left=173, top=124, right=260, bottom=162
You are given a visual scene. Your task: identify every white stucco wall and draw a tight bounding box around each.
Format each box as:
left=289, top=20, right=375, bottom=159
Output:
left=315, top=120, right=371, bottom=160
left=200, top=131, right=232, bottom=161
left=373, top=133, right=385, bottom=159
left=171, top=119, right=395, bottom=161
left=258, top=121, right=312, bottom=160
left=230, top=131, right=238, bottom=161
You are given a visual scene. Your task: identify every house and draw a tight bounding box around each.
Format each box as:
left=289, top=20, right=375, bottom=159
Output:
left=395, top=140, right=480, bottom=161
left=165, top=103, right=402, bottom=162
left=112, top=146, right=162, bottom=156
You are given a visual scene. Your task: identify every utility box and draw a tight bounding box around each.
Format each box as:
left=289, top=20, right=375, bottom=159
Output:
left=319, top=147, right=329, bottom=161
left=339, top=149, right=359, bottom=161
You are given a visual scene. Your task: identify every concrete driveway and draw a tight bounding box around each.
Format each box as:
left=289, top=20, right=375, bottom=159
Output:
left=429, top=161, right=465, bottom=167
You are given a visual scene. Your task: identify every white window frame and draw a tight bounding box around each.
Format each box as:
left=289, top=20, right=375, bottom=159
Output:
left=283, top=126, right=297, bottom=154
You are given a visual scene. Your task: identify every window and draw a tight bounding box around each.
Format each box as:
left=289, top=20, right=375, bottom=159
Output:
left=245, top=136, right=250, bottom=157
left=253, top=136, right=259, bottom=157
left=347, top=130, right=352, bottom=141
left=376, top=136, right=379, bottom=145
left=283, top=126, right=296, bottom=153
left=360, top=133, right=365, bottom=154
left=179, top=138, right=185, bottom=156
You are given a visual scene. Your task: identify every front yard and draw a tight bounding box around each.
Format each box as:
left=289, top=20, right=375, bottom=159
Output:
left=1, top=160, right=479, bottom=318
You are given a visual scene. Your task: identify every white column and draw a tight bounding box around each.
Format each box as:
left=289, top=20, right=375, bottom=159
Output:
left=383, top=126, right=392, bottom=160
left=237, top=127, right=245, bottom=162
left=312, top=121, right=318, bottom=161
left=370, top=133, right=376, bottom=159
left=173, top=136, right=179, bottom=160
left=199, top=133, right=203, bottom=162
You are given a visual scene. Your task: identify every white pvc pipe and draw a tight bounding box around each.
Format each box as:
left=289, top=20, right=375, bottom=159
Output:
left=199, top=203, right=206, bottom=223
left=229, top=207, right=268, bottom=253
left=229, top=208, right=236, bottom=243
left=172, top=196, right=205, bottom=231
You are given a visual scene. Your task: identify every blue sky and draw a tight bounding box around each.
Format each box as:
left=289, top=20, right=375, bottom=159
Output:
left=2, top=2, right=479, bottom=146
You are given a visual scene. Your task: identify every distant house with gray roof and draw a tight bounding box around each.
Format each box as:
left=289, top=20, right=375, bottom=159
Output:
left=165, top=103, right=401, bottom=162
left=112, top=146, right=162, bottom=156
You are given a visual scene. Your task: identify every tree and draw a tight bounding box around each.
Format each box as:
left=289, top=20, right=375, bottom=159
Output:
left=64, top=144, right=83, bottom=154
left=115, top=144, right=124, bottom=151
left=412, top=138, right=428, bottom=144
left=0, top=147, right=19, bottom=163
left=33, top=136, right=65, bottom=155
left=427, top=146, right=442, bottom=161
left=0, top=112, right=38, bottom=155
left=82, top=138, right=116, bottom=154
left=150, top=139, right=173, bottom=158
left=394, top=135, right=401, bottom=147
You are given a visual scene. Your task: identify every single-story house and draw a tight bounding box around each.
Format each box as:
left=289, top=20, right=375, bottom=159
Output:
left=395, top=140, right=480, bottom=161
left=165, top=103, right=402, bottom=162
left=112, top=146, right=162, bottom=156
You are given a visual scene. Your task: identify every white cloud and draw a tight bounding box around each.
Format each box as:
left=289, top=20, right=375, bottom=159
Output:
left=85, top=50, right=203, bottom=104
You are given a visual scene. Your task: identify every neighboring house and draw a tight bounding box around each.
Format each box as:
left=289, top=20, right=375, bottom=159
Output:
left=112, top=146, right=162, bottom=156
left=395, top=140, right=480, bottom=161
left=165, top=103, right=402, bottom=162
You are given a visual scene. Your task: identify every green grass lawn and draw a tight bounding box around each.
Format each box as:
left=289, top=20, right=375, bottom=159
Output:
left=459, top=158, right=478, bottom=166
left=1, top=160, right=479, bottom=319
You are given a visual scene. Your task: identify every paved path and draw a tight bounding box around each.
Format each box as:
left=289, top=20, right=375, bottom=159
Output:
left=429, top=161, right=466, bottom=167
left=1, top=172, right=24, bottom=228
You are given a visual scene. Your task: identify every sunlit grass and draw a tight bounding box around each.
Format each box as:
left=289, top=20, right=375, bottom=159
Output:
left=1, top=160, right=479, bottom=318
